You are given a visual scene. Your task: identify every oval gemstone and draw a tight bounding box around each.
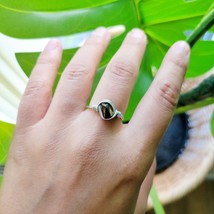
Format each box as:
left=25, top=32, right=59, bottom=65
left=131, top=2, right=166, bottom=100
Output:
left=98, top=102, right=114, bottom=119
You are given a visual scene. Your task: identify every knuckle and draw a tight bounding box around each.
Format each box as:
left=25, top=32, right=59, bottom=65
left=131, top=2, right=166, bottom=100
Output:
left=37, top=54, right=56, bottom=66
left=110, top=61, right=136, bottom=80
left=24, top=80, right=51, bottom=98
left=156, top=81, right=179, bottom=111
left=64, top=64, right=89, bottom=81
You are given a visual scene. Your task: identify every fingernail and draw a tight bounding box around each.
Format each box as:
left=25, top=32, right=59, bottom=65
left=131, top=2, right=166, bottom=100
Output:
left=45, top=39, right=60, bottom=51
left=92, top=27, right=108, bottom=37
left=173, top=41, right=190, bottom=56
left=129, top=28, right=146, bottom=40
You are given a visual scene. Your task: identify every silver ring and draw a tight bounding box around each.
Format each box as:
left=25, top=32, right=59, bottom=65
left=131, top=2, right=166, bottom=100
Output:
left=87, top=99, right=124, bottom=121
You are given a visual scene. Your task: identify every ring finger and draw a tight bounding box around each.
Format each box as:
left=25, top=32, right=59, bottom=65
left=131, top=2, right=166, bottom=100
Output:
left=90, top=29, right=147, bottom=122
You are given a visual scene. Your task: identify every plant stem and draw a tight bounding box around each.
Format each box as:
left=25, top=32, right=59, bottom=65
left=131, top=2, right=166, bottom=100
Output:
left=178, top=74, right=214, bottom=107
left=177, top=7, right=214, bottom=113
left=176, top=97, right=214, bottom=114
left=176, top=74, right=214, bottom=114
left=150, top=185, right=166, bottom=214
left=186, top=8, right=214, bottom=47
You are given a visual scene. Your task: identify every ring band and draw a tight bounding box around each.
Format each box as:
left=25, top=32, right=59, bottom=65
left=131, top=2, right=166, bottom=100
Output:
left=87, top=99, right=124, bottom=121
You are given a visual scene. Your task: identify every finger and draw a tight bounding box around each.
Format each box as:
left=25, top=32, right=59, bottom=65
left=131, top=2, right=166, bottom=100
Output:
left=48, top=27, right=111, bottom=119
left=17, top=40, right=62, bottom=128
left=128, top=41, right=190, bottom=152
left=90, top=29, right=147, bottom=118
left=134, top=160, right=156, bottom=214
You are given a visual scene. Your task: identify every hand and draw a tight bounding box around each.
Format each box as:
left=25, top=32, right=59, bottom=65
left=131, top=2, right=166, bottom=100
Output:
left=0, top=27, right=190, bottom=214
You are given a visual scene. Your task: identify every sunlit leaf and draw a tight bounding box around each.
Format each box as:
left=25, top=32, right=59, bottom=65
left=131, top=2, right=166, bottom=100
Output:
left=0, top=0, right=138, bottom=38
left=0, top=0, right=118, bottom=11
left=1, top=0, right=213, bottom=120
left=4, top=0, right=152, bottom=121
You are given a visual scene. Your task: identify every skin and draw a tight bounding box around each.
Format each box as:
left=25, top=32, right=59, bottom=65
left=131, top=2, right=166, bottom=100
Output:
left=0, top=27, right=190, bottom=214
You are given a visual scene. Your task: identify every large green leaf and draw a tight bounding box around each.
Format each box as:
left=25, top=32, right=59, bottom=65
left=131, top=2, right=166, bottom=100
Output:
left=2, top=0, right=152, bottom=121
left=0, top=0, right=137, bottom=38
left=1, top=0, right=213, bottom=118
left=0, top=121, right=14, bottom=165
left=0, top=0, right=118, bottom=11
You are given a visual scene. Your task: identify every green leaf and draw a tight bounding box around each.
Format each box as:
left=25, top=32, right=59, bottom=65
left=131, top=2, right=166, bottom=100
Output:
left=0, top=121, right=15, bottom=165
left=210, top=112, right=214, bottom=137
left=0, top=0, right=118, bottom=11
left=0, top=0, right=139, bottom=38
left=1, top=0, right=213, bottom=121
left=150, top=185, right=166, bottom=214
left=2, top=0, right=152, bottom=121
left=140, top=0, right=214, bottom=78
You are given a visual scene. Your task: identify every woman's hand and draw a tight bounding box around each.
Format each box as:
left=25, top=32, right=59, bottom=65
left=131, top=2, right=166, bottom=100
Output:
left=0, top=27, right=190, bottom=214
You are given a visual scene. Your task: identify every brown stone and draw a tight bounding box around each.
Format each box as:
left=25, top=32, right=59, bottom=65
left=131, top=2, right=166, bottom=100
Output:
left=98, top=102, right=114, bottom=119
